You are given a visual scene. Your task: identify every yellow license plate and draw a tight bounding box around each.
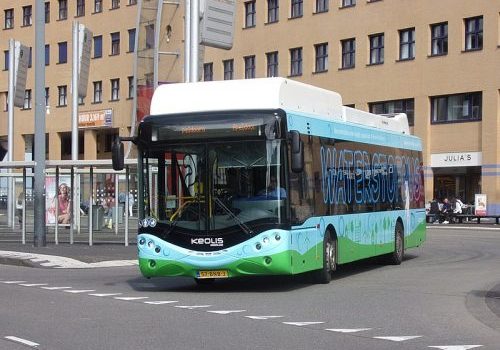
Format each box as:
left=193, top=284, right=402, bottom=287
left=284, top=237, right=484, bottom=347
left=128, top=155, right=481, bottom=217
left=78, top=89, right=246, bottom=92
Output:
left=197, top=270, right=228, bottom=279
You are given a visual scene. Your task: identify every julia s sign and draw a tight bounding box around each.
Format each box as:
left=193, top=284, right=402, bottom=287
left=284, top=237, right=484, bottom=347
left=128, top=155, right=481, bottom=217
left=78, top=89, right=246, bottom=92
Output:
left=430, top=152, right=482, bottom=168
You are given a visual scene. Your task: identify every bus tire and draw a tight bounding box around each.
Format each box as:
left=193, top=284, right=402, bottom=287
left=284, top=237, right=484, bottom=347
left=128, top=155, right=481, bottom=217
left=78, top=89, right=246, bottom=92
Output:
left=387, top=221, right=404, bottom=265
left=312, top=230, right=337, bottom=284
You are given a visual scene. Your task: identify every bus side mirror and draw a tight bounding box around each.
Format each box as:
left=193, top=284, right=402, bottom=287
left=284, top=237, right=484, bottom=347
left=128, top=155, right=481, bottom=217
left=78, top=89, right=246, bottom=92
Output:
left=290, top=130, right=304, bottom=173
left=112, top=137, right=124, bottom=171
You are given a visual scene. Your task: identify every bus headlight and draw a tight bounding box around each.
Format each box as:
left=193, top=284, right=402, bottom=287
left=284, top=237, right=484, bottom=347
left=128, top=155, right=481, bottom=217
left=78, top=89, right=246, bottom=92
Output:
left=148, top=218, right=157, bottom=227
left=262, top=236, right=270, bottom=245
left=139, top=238, right=146, bottom=245
left=147, top=240, right=155, bottom=249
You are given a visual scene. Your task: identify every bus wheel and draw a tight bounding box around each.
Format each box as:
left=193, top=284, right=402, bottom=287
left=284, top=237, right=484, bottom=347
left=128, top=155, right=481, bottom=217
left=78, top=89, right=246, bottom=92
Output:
left=312, top=230, right=337, bottom=284
left=387, top=221, right=404, bottom=265
left=194, top=278, right=215, bottom=285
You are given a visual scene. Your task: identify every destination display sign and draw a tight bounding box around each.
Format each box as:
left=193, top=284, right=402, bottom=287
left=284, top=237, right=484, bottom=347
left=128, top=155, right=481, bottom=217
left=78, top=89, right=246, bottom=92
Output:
left=157, top=118, right=265, bottom=140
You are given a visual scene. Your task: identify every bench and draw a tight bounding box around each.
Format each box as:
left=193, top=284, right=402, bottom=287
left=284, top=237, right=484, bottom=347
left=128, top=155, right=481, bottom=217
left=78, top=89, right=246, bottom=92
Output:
left=453, top=214, right=500, bottom=224
left=427, top=214, right=500, bottom=224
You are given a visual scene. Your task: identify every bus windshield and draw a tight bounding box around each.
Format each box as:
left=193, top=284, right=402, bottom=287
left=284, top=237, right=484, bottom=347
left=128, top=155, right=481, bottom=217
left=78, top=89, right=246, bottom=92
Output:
left=140, top=139, right=287, bottom=235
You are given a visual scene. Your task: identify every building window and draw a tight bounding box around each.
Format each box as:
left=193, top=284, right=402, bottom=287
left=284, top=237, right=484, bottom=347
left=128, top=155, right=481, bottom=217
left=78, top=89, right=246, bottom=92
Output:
left=93, top=81, right=102, bottom=103
left=369, top=98, right=415, bottom=126
left=111, top=32, right=120, bottom=55
left=59, top=0, right=68, bottom=20
left=23, top=90, right=32, bottom=110
left=245, top=1, right=256, bottom=28
left=266, top=51, right=279, bottom=77
left=223, top=59, right=234, bottom=80
left=78, top=96, right=85, bottom=105
left=45, top=2, right=50, bottom=23
left=315, top=43, right=328, bottom=72
left=268, top=0, right=279, bottom=23
left=4, top=9, right=14, bottom=29
left=244, top=55, right=256, bottom=79
left=431, top=92, right=482, bottom=123
left=128, top=29, right=136, bottom=52
left=22, top=6, right=32, bottom=26
left=465, top=16, right=483, bottom=51
left=145, top=24, right=155, bottom=49
left=341, top=0, right=356, bottom=7
left=431, top=22, right=448, bottom=56
left=290, top=47, right=302, bottom=76
left=316, top=0, right=328, bottom=13
left=111, top=0, right=120, bottom=9
left=58, top=86, right=67, bottom=106
left=45, top=45, right=50, bottom=66
left=3, top=50, right=9, bottom=71
left=203, top=63, right=213, bottom=81
left=128, top=76, right=134, bottom=98
left=1, top=91, right=8, bottom=111
left=128, top=0, right=137, bottom=5
left=28, top=47, right=33, bottom=68
left=45, top=87, right=50, bottom=107
left=76, top=0, right=85, bottom=17
left=93, top=36, right=102, bottom=58
left=399, top=28, right=415, bottom=60
left=94, top=0, right=103, bottom=13
left=369, top=33, right=384, bottom=64
left=58, top=42, right=67, bottom=64
left=291, top=0, right=303, bottom=18
left=111, top=79, right=120, bottom=101
left=341, top=38, right=356, bottom=69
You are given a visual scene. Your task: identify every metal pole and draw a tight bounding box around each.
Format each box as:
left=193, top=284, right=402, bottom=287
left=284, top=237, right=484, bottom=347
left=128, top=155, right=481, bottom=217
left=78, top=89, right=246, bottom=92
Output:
left=114, top=173, right=119, bottom=235
left=22, top=168, right=26, bottom=245
left=55, top=167, right=59, bottom=245
left=125, top=166, right=129, bottom=246
left=70, top=166, right=74, bottom=244
left=184, top=0, right=191, bottom=82
left=7, top=39, right=15, bottom=228
left=72, top=21, right=79, bottom=161
left=189, top=0, right=199, bottom=82
left=89, top=166, right=93, bottom=246
left=34, top=0, right=47, bottom=247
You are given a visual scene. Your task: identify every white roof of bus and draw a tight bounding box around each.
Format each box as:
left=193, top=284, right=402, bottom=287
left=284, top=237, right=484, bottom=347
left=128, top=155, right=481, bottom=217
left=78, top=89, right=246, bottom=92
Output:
left=150, top=77, right=343, bottom=119
left=150, top=78, right=410, bottom=134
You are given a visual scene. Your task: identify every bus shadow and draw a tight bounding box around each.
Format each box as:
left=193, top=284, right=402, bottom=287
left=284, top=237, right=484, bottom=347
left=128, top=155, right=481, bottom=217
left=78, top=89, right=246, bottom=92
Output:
left=127, top=254, right=419, bottom=293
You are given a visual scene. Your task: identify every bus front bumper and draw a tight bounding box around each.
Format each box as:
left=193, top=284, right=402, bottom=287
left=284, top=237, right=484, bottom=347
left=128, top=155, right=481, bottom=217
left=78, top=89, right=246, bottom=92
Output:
left=137, top=232, right=293, bottom=279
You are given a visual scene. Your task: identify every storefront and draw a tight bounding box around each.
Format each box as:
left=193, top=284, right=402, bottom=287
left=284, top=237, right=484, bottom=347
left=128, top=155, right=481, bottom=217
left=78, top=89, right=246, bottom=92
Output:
left=430, top=152, right=482, bottom=205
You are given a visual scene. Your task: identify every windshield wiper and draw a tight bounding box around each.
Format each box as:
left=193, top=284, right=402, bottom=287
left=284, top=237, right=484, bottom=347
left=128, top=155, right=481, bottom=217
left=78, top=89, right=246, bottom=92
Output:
left=214, top=197, right=253, bottom=235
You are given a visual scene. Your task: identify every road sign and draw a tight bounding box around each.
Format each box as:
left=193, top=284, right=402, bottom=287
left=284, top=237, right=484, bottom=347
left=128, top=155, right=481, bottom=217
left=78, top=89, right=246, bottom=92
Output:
left=78, top=24, right=92, bottom=98
left=12, top=42, right=30, bottom=108
left=200, top=0, right=236, bottom=50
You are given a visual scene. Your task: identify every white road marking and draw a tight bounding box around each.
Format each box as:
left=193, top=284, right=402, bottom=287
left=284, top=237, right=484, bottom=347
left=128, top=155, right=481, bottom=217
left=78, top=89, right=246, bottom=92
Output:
left=373, top=336, right=422, bottom=342
left=207, top=310, right=246, bottom=315
left=19, top=283, right=49, bottom=287
left=428, top=346, right=483, bottom=350
left=144, top=301, right=179, bottom=305
left=5, top=336, right=39, bottom=347
left=63, top=289, right=96, bottom=294
left=245, top=316, right=284, bottom=320
left=88, top=293, right=123, bottom=297
left=283, top=322, right=325, bottom=326
left=2, top=281, right=27, bottom=284
left=326, top=328, right=372, bottom=333
left=41, top=286, right=72, bottom=290
left=114, top=296, right=149, bottom=301
left=175, top=305, right=212, bottom=310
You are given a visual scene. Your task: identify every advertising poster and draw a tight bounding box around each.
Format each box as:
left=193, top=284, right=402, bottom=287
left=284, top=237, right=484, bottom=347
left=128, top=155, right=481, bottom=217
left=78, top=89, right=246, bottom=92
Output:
left=474, top=194, right=487, bottom=216
left=46, top=176, right=72, bottom=225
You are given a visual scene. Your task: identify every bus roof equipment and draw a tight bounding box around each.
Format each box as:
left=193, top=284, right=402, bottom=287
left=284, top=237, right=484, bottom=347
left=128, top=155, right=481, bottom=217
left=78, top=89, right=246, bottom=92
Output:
left=150, top=78, right=410, bottom=135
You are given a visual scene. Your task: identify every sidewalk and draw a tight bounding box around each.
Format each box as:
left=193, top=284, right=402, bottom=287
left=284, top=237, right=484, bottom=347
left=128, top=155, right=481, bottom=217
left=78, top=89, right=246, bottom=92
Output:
left=0, top=241, right=137, bottom=269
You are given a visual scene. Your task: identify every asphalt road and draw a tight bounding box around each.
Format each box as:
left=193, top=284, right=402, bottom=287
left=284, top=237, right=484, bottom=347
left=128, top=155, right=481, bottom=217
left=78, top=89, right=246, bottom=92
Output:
left=1, top=226, right=500, bottom=350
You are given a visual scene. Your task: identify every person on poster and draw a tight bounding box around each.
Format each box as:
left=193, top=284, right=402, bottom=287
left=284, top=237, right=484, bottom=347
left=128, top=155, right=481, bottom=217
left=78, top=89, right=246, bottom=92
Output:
left=52, top=183, right=71, bottom=224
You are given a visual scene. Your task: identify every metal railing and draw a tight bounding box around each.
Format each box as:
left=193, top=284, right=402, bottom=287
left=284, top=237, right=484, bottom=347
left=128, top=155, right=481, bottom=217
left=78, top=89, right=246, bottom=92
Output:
left=0, top=159, right=138, bottom=246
